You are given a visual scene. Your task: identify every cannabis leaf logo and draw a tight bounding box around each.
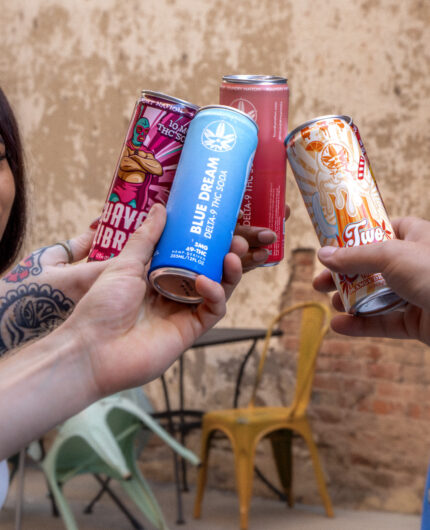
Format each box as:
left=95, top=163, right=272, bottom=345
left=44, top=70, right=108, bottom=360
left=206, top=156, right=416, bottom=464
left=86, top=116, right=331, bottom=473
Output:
left=201, top=120, right=237, bottom=152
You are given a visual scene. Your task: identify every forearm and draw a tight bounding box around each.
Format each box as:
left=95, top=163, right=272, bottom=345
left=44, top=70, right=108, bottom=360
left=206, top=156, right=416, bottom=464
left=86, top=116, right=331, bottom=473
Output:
left=0, top=325, right=97, bottom=459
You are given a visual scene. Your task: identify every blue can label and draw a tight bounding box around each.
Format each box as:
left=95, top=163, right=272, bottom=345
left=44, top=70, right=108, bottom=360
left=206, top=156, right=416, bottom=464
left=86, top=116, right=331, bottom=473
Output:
left=149, top=107, right=258, bottom=288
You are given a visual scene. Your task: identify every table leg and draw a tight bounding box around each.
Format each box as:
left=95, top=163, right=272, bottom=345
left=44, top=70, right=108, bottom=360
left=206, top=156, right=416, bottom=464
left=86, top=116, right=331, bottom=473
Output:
left=233, top=339, right=259, bottom=408
left=93, top=474, right=145, bottom=530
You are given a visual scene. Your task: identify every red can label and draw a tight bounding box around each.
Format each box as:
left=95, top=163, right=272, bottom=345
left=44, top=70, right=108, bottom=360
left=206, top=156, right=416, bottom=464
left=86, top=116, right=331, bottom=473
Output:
left=89, top=93, right=198, bottom=261
left=220, top=79, right=289, bottom=265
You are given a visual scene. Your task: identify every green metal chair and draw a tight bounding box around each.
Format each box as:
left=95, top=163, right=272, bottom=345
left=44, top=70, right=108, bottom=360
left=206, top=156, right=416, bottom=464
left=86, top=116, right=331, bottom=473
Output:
left=31, top=389, right=200, bottom=530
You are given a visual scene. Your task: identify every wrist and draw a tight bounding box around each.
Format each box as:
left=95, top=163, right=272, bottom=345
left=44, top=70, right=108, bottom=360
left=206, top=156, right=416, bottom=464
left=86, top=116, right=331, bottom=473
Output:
left=55, top=318, right=102, bottom=403
left=0, top=324, right=99, bottom=459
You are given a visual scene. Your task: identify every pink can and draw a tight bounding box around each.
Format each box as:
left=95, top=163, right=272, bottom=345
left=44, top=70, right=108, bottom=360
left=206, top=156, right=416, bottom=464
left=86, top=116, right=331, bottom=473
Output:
left=88, top=91, right=199, bottom=261
left=219, top=75, right=289, bottom=265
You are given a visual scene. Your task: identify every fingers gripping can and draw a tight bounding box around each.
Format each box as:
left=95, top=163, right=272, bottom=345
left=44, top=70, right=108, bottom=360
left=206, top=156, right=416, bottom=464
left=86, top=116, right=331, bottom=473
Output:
left=285, top=115, right=405, bottom=316
left=220, top=75, right=289, bottom=265
left=88, top=91, right=199, bottom=261
left=148, top=106, right=258, bottom=303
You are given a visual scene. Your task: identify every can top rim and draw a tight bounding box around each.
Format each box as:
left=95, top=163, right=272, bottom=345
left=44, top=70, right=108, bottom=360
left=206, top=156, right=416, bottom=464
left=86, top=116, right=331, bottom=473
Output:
left=197, top=104, right=259, bottom=131
left=222, top=74, right=287, bottom=85
left=284, top=115, right=353, bottom=146
left=142, top=90, right=200, bottom=111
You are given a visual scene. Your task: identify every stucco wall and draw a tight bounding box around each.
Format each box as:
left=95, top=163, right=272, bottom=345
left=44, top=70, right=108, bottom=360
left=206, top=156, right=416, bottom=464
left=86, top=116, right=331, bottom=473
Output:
left=1, top=0, right=429, bottom=514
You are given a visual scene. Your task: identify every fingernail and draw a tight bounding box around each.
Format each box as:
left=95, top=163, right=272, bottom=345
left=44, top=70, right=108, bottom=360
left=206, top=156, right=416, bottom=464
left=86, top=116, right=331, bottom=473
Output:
left=89, top=217, right=100, bottom=229
left=318, top=246, right=338, bottom=260
left=238, top=209, right=244, bottom=219
left=147, top=203, right=160, bottom=219
left=257, top=230, right=277, bottom=244
left=252, top=248, right=270, bottom=262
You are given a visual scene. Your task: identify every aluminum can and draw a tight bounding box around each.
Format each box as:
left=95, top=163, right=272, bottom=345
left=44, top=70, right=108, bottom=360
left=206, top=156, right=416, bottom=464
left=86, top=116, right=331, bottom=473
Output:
left=220, top=75, right=289, bottom=265
left=88, top=91, right=199, bottom=261
left=148, top=105, right=258, bottom=303
left=285, top=115, right=405, bottom=316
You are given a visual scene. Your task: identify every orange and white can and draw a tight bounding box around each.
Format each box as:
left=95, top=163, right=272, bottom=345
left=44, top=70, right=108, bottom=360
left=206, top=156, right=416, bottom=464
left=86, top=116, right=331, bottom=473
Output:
left=285, top=115, right=405, bottom=316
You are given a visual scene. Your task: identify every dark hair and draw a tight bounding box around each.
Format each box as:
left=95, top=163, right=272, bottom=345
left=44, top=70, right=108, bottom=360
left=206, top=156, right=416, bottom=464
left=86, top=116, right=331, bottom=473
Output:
left=0, top=87, right=26, bottom=273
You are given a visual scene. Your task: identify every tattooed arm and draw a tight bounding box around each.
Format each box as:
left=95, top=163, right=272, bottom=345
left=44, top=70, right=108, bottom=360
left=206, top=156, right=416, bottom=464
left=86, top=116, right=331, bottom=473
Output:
left=0, top=204, right=244, bottom=459
left=0, top=228, right=107, bottom=356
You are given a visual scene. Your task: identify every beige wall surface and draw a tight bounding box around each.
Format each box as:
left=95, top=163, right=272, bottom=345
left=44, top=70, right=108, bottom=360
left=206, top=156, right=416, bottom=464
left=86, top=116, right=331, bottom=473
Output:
left=1, top=0, right=429, bottom=513
left=2, top=0, right=429, bottom=326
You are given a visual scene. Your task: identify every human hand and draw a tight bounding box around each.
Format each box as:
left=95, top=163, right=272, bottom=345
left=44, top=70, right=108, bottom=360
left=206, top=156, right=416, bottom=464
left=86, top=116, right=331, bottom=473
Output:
left=313, top=216, right=430, bottom=346
left=63, top=203, right=243, bottom=398
left=233, top=204, right=291, bottom=271
left=0, top=222, right=107, bottom=353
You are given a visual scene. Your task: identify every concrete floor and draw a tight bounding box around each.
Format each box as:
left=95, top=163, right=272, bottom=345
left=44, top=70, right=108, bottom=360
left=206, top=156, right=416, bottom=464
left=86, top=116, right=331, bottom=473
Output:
left=0, top=465, right=421, bottom=530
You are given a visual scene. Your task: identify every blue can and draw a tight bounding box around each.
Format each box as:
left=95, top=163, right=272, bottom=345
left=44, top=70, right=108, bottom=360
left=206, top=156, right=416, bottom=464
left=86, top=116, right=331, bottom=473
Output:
left=148, top=105, right=258, bottom=303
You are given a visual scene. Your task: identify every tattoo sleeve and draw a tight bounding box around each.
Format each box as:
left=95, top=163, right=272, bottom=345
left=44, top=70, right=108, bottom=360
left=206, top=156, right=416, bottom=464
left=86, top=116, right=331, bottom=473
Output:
left=0, top=283, right=74, bottom=356
left=0, top=247, right=75, bottom=356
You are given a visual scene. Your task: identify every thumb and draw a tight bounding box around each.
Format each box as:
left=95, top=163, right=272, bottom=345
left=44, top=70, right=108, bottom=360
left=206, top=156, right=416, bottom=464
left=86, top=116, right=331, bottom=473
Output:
left=118, top=203, right=167, bottom=266
left=317, top=239, right=408, bottom=277
left=317, top=239, right=430, bottom=308
left=67, top=229, right=99, bottom=262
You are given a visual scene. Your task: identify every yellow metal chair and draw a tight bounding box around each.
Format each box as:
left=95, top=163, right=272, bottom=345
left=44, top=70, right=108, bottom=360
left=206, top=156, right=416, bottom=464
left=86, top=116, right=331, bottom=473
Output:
left=193, top=302, right=334, bottom=529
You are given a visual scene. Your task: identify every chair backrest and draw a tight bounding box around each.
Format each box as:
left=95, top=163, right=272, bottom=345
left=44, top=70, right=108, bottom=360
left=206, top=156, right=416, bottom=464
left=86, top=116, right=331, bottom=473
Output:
left=248, top=302, right=330, bottom=416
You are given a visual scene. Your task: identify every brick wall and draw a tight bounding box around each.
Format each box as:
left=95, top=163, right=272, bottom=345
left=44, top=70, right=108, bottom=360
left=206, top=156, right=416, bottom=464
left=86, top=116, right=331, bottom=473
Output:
left=279, top=248, right=430, bottom=513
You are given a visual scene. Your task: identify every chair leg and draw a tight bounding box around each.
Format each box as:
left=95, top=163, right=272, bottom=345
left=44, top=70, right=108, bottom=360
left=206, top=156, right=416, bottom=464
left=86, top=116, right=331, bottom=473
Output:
left=44, top=475, right=79, bottom=530
left=120, top=478, right=165, bottom=530
left=269, top=429, right=294, bottom=507
left=193, top=424, right=213, bottom=519
left=233, top=433, right=256, bottom=530
left=299, top=421, right=334, bottom=517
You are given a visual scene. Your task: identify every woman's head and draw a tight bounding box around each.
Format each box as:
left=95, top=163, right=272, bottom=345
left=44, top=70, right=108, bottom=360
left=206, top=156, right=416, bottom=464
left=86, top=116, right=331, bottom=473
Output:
left=0, top=87, right=26, bottom=273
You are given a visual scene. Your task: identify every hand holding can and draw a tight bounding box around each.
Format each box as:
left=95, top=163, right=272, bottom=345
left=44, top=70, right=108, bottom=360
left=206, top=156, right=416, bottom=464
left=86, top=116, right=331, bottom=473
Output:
left=285, top=115, right=405, bottom=316
left=149, top=105, right=258, bottom=303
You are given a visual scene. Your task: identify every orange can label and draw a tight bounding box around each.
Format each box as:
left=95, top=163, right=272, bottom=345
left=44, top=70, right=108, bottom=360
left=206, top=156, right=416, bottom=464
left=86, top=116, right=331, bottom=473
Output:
left=286, top=116, right=397, bottom=314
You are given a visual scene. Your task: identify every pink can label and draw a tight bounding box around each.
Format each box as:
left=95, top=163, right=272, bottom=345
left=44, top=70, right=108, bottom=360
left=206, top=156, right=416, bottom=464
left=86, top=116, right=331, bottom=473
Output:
left=89, top=95, right=197, bottom=261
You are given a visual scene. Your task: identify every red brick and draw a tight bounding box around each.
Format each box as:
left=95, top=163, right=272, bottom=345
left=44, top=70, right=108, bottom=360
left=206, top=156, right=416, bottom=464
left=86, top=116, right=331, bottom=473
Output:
left=406, top=403, right=422, bottom=419
left=366, top=362, right=401, bottom=381
left=332, top=359, right=364, bottom=375
left=375, top=381, right=413, bottom=400
left=312, top=373, right=342, bottom=391
left=402, top=365, right=425, bottom=383
left=371, top=399, right=404, bottom=415
left=359, top=344, right=383, bottom=361
left=319, top=339, right=357, bottom=357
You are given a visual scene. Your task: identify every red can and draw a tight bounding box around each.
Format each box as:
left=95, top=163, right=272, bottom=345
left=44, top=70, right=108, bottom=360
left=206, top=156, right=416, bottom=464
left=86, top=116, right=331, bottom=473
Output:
left=88, top=91, right=199, bottom=261
left=220, top=75, right=289, bottom=265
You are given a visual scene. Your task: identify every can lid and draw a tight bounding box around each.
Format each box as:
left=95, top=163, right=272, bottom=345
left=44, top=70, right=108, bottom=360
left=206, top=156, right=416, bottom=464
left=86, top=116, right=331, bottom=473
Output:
left=352, top=288, right=406, bottom=316
left=284, top=115, right=353, bottom=147
left=149, top=267, right=203, bottom=304
left=142, top=90, right=199, bottom=111
left=197, top=104, right=258, bottom=132
left=222, top=75, right=287, bottom=85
